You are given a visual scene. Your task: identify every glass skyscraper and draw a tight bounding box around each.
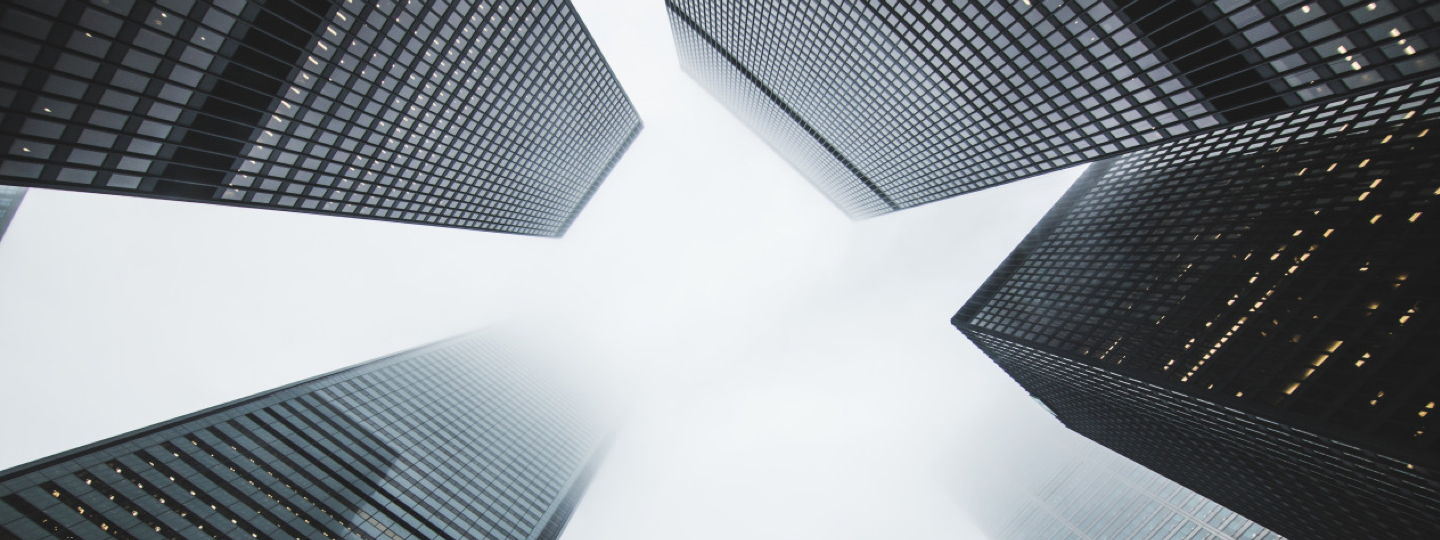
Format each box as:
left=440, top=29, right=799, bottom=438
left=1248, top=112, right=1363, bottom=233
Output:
left=0, top=0, right=641, bottom=236
left=0, top=331, right=607, bottom=540
left=954, top=77, right=1439, bottom=540
left=667, top=0, right=1439, bottom=217
left=0, top=185, right=24, bottom=242
left=962, top=438, right=1283, bottom=540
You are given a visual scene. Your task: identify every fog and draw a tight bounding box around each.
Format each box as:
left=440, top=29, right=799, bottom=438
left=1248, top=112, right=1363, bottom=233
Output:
left=0, top=1, right=1090, bottom=539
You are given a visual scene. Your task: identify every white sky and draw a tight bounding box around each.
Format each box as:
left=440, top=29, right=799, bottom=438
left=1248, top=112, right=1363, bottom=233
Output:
left=0, top=1, right=1086, bottom=539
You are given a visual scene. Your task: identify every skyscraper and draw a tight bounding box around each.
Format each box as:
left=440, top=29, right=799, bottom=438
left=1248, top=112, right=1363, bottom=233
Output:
left=953, top=78, right=1440, bottom=540
left=667, top=0, right=1439, bottom=217
left=0, top=0, right=641, bottom=236
left=0, top=331, right=607, bottom=540
left=0, top=186, right=25, bottom=242
left=961, top=435, right=1284, bottom=540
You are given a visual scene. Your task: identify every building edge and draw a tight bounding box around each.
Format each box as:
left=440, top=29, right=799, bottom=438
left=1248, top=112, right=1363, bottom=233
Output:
left=0, top=329, right=490, bottom=483
left=555, top=120, right=643, bottom=237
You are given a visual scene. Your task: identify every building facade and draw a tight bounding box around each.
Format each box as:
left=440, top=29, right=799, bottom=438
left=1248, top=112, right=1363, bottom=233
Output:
left=667, top=0, right=1439, bottom=217
left=954, top=78, right=1440, bottom=540
left=0, top=0, right=641, bottom=236
left=0, top=186, right=24, bottom=242
left=963, top=439, right=1283, bottom=540
left=0, top=331, right=607, bottom=540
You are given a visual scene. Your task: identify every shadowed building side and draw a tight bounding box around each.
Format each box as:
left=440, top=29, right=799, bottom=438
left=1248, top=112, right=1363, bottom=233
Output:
left=955, top=78, right=1440, bottom=540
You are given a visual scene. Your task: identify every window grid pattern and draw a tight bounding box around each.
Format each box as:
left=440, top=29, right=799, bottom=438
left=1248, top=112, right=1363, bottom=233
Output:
left=960, top=77, right=1439, bottom=454
left=0, top=0, right=640, bottom=236
left=667, top=0, right=1439, bottom=215
left=666, top=5, right=893, bottom=218
left=955, top=80, right=1439, bottom=540
left=986, top=444, right=1284, bottom=540
left=962, top=330, right=1439, bottom=540
left=0, top=332, right=604, bottom=540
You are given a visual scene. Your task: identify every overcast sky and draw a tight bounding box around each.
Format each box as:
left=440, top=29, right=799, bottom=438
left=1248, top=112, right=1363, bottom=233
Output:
left=0, top=1, right=1088, bottom=539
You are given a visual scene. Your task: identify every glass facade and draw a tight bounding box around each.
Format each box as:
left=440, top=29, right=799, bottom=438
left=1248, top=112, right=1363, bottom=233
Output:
left=970, top=443, right=1283, bottom=540
left=667, top=0, right=1439, bottom=217
left=954, top=78, right=1440, bottom=540
left=0, top=0, right=641, bottom=236
left=0, top=185, right=24, bottom=242
left=0, top=331, right=607, bottom=540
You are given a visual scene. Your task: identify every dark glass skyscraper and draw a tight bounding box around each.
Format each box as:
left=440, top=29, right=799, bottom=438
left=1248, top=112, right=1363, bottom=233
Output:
left=954, top=79, right=1440, bottom=540
left=0, top=0, right=641, bottom=236
left=0, top=331, right=607, bottom=540
left=0, top=185, right=24, bottom=242
left=667, top=0, right=1439, bottom=217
